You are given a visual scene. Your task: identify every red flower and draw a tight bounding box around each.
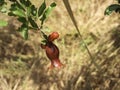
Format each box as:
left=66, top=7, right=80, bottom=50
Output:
left=41, top=32, right=63, bottom=69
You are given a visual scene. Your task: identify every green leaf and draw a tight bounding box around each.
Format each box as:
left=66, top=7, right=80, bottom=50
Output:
left=45, top=2, right=56, bottom=17
left=18, top=24, right=28, bottom=40
left=38, top=0, right=46, bottom=17
left=40, top=14, right=46, bottom=25
left=15, top=1, right=25, bottom=11
left=0, top=20, right=8, bottom=27
left=19, top=0, right=31, bottom=7
left=0, top=6, right=7, bottom=13
left=17, top=17, right=26, bottom=23
left=8, top=12, right=16, bottom=16
left=22, top=29, right=28, bottom=40
left=40, top=2, right=56, bottom=25
left=12, top=9, right=26, bottom=17
left=31, top=5, right=37, bottom=16
left=9, top=4, right=26, bottom=17
left=105, top=4, right=120, bottom=15
left=0, top=0, right=7, bottom=13
left=28, top=17, right=38, bottom=29
left=41, top=39, right=47, bottom=45
left=26, top=6, right=31, bottom=16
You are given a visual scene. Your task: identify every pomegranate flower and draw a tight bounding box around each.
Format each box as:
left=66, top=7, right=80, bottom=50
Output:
left=41, top=32, right=63, bottom=69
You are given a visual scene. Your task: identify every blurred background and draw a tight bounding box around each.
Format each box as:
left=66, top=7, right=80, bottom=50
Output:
left=0, top=0, right=120, bottom=90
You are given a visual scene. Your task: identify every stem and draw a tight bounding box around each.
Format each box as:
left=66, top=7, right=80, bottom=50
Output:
left=37, top=24, right=48, bottom=40
left=62, top=0, right=100, bottom=71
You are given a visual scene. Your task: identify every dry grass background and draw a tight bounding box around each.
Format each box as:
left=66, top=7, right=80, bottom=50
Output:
left=0, top=0, right=120, bottom=90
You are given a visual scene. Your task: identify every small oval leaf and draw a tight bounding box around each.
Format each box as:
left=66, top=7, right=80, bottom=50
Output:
left=22, top=29, right=28, bottom=40
left=28, top=17, right=38, bottom=29
left=12, top=8, right=25, bottom=17
left=38, top=1, right=46, bottom=17
left=31, top=5, right=37, bottom=16
left=40, top=2, right=56, bottom=25
left=105, top=4, right=120, bottom=15
left=44, top=2, right=56, bottom=17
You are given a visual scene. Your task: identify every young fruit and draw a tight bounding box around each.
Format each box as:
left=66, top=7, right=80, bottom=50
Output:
left=41, top=32, right=63, bottom=69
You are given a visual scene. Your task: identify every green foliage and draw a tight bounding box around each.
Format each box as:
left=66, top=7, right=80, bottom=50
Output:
left=105, top=4, right=120, bottom=15
left=0, top=0, right=7, bottom=13
left=18, top=24, right=29, bottom=40
left=31, top=5, right=37, bottom=16
left=0, top=0, right=56, bottom=40
left=9, top=5, right=26, bottom=17
left=40, top=2, right=56, bottom=25
left=28, top=17, right=38, bottom=29
left=105, top=1, right=120, bottom=15
left=38, top=0, right=46, bottom=17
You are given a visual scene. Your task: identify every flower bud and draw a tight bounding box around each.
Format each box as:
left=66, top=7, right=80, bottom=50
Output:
left=41, top=32, right=63, bottom=69
left=48, top=32, right=59, bottom=41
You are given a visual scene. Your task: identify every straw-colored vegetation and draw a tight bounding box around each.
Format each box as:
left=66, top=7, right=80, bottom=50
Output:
left=0, top=0, right=120, bottom=90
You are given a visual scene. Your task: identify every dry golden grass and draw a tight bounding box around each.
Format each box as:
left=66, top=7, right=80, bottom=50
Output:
left=0, top=0, right=120, bottom=90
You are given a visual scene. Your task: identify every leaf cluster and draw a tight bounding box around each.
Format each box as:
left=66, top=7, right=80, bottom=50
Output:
left=0, top=0, right=56, bottom=40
